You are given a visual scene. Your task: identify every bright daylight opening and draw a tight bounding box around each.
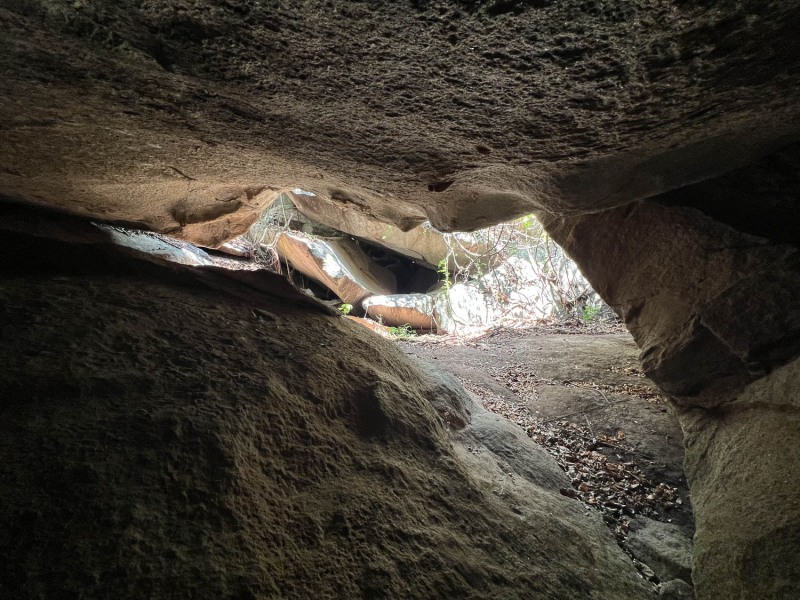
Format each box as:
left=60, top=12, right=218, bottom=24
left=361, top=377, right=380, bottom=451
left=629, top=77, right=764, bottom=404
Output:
left=101, top=190, right=616, bottom=336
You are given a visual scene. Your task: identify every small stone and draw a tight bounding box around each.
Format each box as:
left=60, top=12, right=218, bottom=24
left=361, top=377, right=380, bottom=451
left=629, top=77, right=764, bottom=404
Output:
left=658, top=579, right=694, bottom=599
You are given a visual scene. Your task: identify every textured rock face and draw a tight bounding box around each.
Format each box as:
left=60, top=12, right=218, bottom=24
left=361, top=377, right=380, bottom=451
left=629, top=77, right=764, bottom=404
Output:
left=0, top=213, right=652, bottom=600
left=625, top=517, right=693, bottom=584
left=541, top=199, right=800, bottom=401
left=2, top=1, right=800, bottom=241
left=2, top=2, right=800, bottom=598
left=541, top=152, right=800, bottom=599
left=678, top=358, right=800, bottom=599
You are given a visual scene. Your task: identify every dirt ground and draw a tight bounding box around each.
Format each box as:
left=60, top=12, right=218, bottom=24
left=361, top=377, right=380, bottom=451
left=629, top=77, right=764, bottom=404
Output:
left=398, top=325, right=694, bottom=542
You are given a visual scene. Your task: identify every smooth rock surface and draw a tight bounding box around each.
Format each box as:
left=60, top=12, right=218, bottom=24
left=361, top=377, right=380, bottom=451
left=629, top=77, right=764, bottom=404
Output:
left=100, top=224, right=215, bottom=266
left=363, top=293, right=437, bottom=330
left=274, top=232, right=397, bottom=305
left=433, top=281, right=499, bottom=333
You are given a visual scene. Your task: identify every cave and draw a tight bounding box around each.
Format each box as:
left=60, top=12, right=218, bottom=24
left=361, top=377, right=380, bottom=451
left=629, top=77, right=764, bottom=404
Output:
left=1, top=1, right=799, bottom=599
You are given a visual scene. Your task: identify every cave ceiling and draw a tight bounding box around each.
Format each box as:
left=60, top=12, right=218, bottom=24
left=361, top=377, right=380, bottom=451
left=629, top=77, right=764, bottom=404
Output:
left=1, top=0, right=799, bottom=243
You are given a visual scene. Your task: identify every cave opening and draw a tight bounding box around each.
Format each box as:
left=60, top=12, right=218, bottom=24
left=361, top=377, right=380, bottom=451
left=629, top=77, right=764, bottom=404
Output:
left=94, top=190, right=617, bottom=336
left=4, top=0, right=800, bottom=595
left=76, top=191, right=695, bottom=587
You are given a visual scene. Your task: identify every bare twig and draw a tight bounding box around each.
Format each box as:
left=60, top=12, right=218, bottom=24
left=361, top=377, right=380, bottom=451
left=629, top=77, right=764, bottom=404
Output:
left=167, top=165, right=196, bottom=181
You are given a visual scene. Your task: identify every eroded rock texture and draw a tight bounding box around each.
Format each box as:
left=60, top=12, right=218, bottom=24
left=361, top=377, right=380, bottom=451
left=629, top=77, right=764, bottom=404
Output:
left=541, top=148, right=800, bottom=599
left=2, top=1, right=800, bottom=598
left=0, top=210, right=651, bottom=600
left=2, top=0, right=800, bottom=240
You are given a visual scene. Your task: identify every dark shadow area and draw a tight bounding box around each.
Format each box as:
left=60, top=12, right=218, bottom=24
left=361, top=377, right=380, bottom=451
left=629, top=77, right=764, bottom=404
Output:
left=655, top=142, right=800, bottom=247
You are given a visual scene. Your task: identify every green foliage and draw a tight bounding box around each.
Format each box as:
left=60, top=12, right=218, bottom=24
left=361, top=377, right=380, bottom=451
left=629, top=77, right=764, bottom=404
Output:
left=338, top=303, right=353, bottom=316
left=520, top=214, right=537, bottom=231
left=437, top=258, right=452, bottom=291
left=581, top=305, right=600, bottom=324
left=388, top=324, right=416, bottom=339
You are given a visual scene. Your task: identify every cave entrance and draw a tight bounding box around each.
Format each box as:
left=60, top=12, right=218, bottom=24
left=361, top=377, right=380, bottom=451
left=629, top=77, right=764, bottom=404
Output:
left=214, top=191, right=617, bottom=336
left=53, top=194, right=693, bottom=589
left=101, top=190, right=615, bottom=336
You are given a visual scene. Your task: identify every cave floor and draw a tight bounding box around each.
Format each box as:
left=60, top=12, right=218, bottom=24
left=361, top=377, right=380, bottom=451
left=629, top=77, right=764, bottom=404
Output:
left=398, top=325, right=694, bottom=547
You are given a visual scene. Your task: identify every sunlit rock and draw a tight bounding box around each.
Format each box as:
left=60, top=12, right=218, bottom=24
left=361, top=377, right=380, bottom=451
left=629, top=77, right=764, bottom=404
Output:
left=274, top=232, right=396, bottom=305
left=290, top=193, right=496, bottom=272
left=433, top=282, right=498, bottom=333
left=100, top=224, right=214, bottom=266
left=363, top=293, right=436, bottom=330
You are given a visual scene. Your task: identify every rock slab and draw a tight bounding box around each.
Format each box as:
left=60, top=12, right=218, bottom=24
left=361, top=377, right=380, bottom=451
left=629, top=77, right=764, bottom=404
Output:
left=626, top=516, right=693, bottom=583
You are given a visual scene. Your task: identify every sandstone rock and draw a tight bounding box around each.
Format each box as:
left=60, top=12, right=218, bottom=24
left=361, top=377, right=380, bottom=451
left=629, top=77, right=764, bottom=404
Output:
left=409, top=361, right=474, bottom=431
left=540, top=200, right=800, bottom=402
left=274, top=232, right=396, bottom=305
left=255, top=193, right=342, bottom=239
left=540, top=174, right=800, bottom=600
left=0, top=217, right=652, bottom=600
left=462, top=409, right=571, bottom=491
left=344, top=315, right=393, bottom=338
left=474, top=254, right=601, bottom=321
left=433, top=281, right=498, bottom=333
left=625, top=516, right=693, bottom=583
left=3, top=2, right=799, bottom=236
left=677, top=357, right=800, bottom=600
left=362, top=293, right=436, bottom=330
left=290, top=193, right=496, bottom=272
left=659, top=579, right=695, bottom=599
left=216, top=235, right=251, bottom=257
left=99, top=224, right=214, bottom=266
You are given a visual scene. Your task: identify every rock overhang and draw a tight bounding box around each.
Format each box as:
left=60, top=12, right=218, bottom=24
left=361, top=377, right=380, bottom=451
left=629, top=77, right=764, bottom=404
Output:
left=1, top=0, right=799, bottom=242
left=3, top=3, right=800, bottom=599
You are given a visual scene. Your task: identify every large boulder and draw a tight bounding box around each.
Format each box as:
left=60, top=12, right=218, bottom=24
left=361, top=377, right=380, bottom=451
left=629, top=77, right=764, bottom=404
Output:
left=0, top=211, right=652, bottom=600
left=433, top=282, right=499, bottom=333
left=540, top=199, right=800, bottom=402
left=540, top=151, right=800, bottom=599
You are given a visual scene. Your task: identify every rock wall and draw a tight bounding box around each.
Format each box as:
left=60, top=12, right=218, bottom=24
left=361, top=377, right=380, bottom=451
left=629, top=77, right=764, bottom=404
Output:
left=679, top=359, right=800, bottom=599
left=540, top=152, right=800, bottom=599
